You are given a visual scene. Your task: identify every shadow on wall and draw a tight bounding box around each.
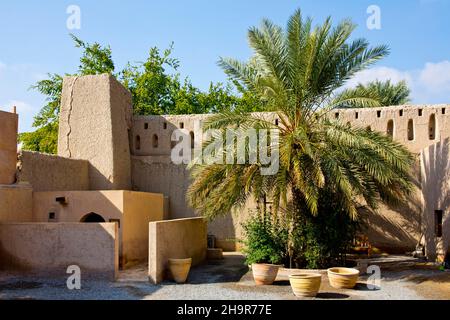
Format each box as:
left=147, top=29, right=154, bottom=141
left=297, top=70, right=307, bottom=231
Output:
left=357, top=158, right=423, bottom=253
left=421, top=138, right=450, bottom=260
left=0, top=223, right=118, bottom=280
left=88, top=164, right=120, bottom=191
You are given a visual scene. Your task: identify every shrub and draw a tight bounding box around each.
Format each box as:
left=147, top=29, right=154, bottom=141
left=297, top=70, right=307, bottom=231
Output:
left=241, top=190, right=361, bottom=269
left=290, top=191, right=361, bottom=269
left=241, top=213, right=288, bottom=265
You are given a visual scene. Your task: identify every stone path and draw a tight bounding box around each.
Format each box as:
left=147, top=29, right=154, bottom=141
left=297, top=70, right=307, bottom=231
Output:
left=0, top=253, right=448, bottom=300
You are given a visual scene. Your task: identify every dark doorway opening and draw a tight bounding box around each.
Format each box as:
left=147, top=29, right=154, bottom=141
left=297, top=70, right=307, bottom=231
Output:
left=80, top=212, right=106, bottom=223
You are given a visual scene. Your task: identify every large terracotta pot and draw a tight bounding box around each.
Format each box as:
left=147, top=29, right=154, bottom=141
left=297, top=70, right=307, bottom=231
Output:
left=168, top=258, right=192, bottom=284
left=327, top=267, right=359, bottom=289
left=289, top=273, right=322, bottom=297
left=251, top=263, right=281, bottom=285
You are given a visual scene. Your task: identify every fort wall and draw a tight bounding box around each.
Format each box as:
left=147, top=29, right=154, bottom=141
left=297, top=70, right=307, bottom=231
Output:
left=421, top=139, right=450, bottom=261
left=129, top=104, right=450, bottom=253
left=17, top=151, right=89, bottom=192
left=32, top=190, right=165, bottom=267
left=0, top=184, right=33, bottom=223
left=0, top=222, right=119, bottom=280
left=0, top=110, right=18, bottom=185
left=7, top=75, right=447, bottom=258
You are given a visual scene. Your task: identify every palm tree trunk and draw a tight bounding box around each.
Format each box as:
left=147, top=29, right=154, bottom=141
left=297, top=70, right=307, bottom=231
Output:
left=289, top=186, right=309, bottom=268
left=291, top=186, right=307, bottom=224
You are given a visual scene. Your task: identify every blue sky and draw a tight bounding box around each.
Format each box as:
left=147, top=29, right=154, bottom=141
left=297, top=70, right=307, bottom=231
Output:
left=1, top=0, right=450, bottom=132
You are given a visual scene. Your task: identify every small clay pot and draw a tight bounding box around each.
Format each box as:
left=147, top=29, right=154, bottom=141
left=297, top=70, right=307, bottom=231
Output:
left=251, top=263, right=281, bottom=285
left=168, top=258, right=192, bottom=283
left=289, top=273, right=322, bottom=297
left=327, top=267, right=359, bottom=289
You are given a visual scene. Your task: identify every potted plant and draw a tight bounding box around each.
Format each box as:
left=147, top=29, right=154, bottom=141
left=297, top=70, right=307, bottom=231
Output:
left=242, top=214, right=287, bottom=285
left=289, top=273, right=322, bottom=297
left=168, top=258, right=192, bottom=284
left=327, top=267, right=359, bottom=289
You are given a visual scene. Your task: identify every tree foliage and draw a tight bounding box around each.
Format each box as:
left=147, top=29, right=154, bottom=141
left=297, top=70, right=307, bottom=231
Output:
left=337, top=80, right=411, bottom=108
left=21, top=36, right=255, bottom=154
left=241, top=212, right=288, bottom=265
left=120, top=44, right=260, bottom=115
left=188, top=9, right=414, bottom=223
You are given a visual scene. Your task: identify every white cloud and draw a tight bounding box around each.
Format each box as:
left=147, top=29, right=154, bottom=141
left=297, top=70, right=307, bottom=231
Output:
left=346, top=61, right=450, bottom=104
left=419, top=61, right=450, bottom=93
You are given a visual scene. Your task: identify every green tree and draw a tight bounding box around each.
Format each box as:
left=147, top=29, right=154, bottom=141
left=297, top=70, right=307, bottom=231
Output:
left=120, top=44, right=180, bottom=115
left=187, top=10, right=414, bottom=266
left=20, top=35, right=115, bottom=154
left=120, top=45, right=260, bottom=115
left=337, top=80, right=411, bottom=108
left=22, top=37, right=253, bottom=154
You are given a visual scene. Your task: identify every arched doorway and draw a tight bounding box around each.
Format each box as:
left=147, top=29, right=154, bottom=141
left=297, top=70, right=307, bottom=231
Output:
left=80, top=212, right=106, bottom=223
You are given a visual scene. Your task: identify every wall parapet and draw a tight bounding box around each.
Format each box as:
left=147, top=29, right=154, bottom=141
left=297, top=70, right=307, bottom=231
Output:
left=130, top=105, right=450, bottom=156
left=18, top=151, right=89, bottom=192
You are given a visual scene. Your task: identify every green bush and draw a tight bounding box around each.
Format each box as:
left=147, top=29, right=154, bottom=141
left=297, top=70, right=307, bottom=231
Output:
left=241, top=213, right=288, bottom=265
left=241, top=191, right=361, bottom=269
left=290, top=191, right=361, bottom=269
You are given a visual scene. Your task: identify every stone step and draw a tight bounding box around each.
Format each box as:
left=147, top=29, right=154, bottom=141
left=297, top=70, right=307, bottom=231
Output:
left=207, top=248, right=223, bottom=260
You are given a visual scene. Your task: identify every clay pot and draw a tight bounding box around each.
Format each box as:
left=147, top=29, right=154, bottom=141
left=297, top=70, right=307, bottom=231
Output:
left=168, top=258, right=192, bottom=283
left=251, top=263, right=281, bottom=285
left=327, top=267, right=359, bottom=289
left=289, top=273, right=322, bottom=297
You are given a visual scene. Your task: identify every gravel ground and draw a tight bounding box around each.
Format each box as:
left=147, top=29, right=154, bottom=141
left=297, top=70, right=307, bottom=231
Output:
left=0, top=253, right=448, bottom=300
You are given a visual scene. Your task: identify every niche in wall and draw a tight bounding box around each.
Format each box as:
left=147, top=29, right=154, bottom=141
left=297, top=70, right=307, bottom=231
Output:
left=152, top=134, right=159, bottom=148
left=407, top=119, right=414, bottom=141
left=387, top=119, right=394, bottom=138
left=190, top=131, right=195, bottom=149
left=135, top=135, right=141, bottom=150
left=429, top=114, right=436, bottom=140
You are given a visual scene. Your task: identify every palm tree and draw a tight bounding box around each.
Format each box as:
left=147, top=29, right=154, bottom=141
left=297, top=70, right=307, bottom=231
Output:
left=187, top=9, right=414, bottom=225
left=337, top=80, right=411, bottom=108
